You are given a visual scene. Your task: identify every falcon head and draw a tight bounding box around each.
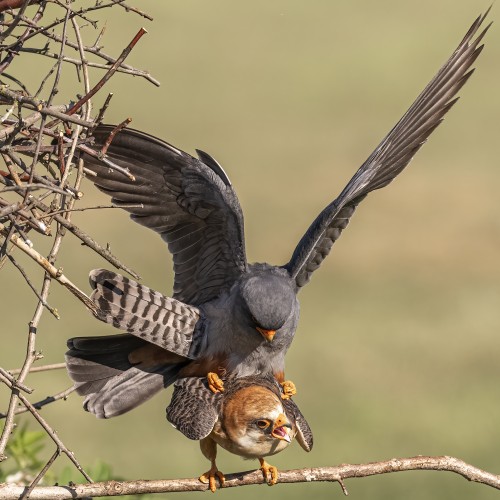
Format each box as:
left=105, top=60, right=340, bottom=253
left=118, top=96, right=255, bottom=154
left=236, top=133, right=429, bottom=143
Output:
left=219, top=385, right=294, bottom=459
left=238, top=269, right=297, bottom=343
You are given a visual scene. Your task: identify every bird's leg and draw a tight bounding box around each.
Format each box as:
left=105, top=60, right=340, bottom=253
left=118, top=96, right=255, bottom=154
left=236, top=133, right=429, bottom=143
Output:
left=258, top=457, right=279, bottom=486
left=207, top=371, right=225, bottom=393
left=199, top=437, right=225, bottom=492
left=280, top=379, right=296, bottom=400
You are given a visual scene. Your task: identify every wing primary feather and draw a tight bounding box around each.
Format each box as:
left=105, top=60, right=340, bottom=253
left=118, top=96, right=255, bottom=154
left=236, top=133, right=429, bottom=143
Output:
left=196, top=149, right=232, bottom=187
left=286, top=10, right=490, bottom=287
left=84, top=125, right=247, bottom=305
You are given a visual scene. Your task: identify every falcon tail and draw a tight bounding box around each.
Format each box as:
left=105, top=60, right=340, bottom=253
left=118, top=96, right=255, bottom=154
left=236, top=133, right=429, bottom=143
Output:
left=89, top=269, right=203, bottom=359
left=66, top=334, right=189, bottom=418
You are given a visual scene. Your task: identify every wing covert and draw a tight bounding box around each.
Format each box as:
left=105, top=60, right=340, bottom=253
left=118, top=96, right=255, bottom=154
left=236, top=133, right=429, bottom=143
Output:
left=167, top=377, right=221, bottom=440
left=282, top=397, right=314, bottom=452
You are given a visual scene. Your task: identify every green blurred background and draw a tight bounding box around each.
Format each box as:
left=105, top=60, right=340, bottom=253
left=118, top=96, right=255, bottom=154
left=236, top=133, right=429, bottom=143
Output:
left=2, top=1, right=500, bottom=498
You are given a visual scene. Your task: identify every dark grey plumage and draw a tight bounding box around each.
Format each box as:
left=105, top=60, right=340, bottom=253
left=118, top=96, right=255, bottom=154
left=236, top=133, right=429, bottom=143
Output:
left=285, top=11, right=490, bottom=288
left=83, top=128, right=247, bottom=306
left=66, top=334, right=188, bottom=418
left=66, top=11, right=490, bottom=419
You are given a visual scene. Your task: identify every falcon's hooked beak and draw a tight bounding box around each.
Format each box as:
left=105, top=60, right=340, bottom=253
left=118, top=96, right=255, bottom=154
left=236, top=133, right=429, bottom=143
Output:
left=256, top=327, right=276, bottom=342
left=271, top=413, right=292, bottom=443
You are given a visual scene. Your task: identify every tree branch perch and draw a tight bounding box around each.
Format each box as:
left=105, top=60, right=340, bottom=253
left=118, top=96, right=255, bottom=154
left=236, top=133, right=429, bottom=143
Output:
left=0, top=456, right=499, bottom=499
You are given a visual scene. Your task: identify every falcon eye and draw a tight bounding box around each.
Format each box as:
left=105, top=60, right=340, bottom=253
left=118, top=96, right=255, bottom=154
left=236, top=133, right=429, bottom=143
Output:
left=256, top=419, right=270, bottom=429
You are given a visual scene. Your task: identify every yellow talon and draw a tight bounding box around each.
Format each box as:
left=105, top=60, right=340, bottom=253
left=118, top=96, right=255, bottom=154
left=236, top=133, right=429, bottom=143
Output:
left=280, top=380, right=296, bottom=400
left=199, top=467, right=225, bottom=492
left=259, top=458, right=278, bottom=486
left=207, top=372, right=225, bottom=394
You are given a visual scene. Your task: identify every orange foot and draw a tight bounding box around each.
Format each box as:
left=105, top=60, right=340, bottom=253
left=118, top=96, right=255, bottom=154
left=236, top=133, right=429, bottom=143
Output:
left=280, top=380, right=296, bottom=400
left=207, top=372, right=225, bottom=394
left=259, top=458, right=278, bottom=486
left=199, top=466, right=225, bottom=493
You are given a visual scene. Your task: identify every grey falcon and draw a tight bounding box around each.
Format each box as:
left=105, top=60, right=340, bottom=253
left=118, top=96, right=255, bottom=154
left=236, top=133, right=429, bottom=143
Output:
left=66, top=11, right=490, bottom=418
left=166, top=373, right=313, bottom=491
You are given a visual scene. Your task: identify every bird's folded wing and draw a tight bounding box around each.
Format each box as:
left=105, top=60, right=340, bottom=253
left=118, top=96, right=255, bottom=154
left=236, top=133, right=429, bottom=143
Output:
left=89, top=269, right=204, bottom=359
left=282, top=397, right=314, bottom=452
left=83, top=125, right=247, bottom=305
left=285, top=9, right=490, bottom=289
left=166, top=377, right=220, bottom=440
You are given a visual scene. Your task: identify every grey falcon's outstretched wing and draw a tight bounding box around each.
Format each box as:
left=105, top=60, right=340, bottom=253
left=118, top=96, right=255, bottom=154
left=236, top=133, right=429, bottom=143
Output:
left=285, top=10, right=490, bottom=289
left=167, top=377, right=221, bottom=440
left=83, top=125, right=247, bottom=305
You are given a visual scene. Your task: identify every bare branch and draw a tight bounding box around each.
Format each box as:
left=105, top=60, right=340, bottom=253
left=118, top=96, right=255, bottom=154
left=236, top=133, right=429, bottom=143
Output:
left=0, top=104, right=67, bottom=141
left=0, top=456, right=499, bottom=499
left=8, top=362, right=67, bottom=375
left=0, top=220, right=98, bottom=314
left=110, top=0, right=154, bottom=21
left=65, top=27, right=148, bottom=118
left=40, top=203, right=143, bottom=218
left=22, top=195, right=141, bottom=279
left=0, top=368, right=32, bottom=394
left=20, top=449, right=61, bottom=500
left=99, top=117, right=131, bottom=155
left=0, top=88, right=93, bottom=127
left=0, top=375, right=92, bottom=482
left=14, top=13, right=160, bottom=86
left=0, top=385, right=76, bottom=418
left=0, top=1, right=154, bottom=483
left=0, top=2, right=45, bottom=72
left=6, top=253, right=60, bottom=319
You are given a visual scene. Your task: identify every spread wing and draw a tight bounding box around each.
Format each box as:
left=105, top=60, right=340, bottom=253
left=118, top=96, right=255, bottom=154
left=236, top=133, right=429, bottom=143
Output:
left=83, top=125, right=247, bottom=305
left=283, top=398, right=314, bottom=452
left=166, top=377, right=221, bottom=440
left=285, top=10, right=490, bottom=289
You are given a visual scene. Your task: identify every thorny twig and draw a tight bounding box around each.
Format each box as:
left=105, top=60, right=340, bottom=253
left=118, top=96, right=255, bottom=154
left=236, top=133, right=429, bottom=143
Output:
left=66, top=28, right=148, bottom=117
left=8, top=362, right=67, bottom=375
left=0, top=0, right=156, bottom=486
left=19, top=449, right=60, bottom=500
left=0, top=375, right=92, bottom=482
left=13, top=11, right=160, bottom=86
left=0, top=385, right=76, bottom=418
left=6, top=253, right=60, bottom=319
